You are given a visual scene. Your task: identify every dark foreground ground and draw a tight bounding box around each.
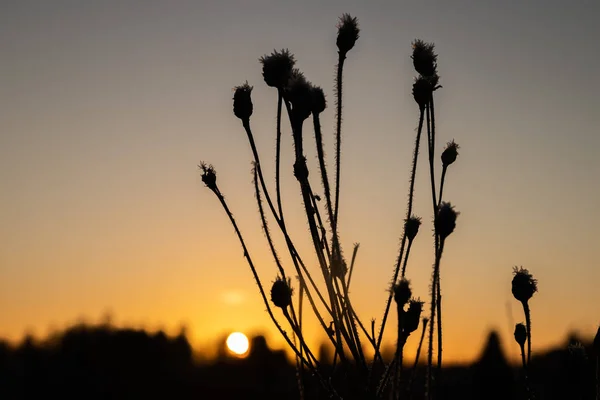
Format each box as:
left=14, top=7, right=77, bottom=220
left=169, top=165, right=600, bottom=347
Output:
left=0, top=324, right=596, bottom=399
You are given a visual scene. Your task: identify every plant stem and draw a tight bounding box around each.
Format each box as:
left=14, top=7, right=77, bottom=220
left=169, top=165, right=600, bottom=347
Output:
left=522, top=300, right=532, bottom=365
left=408, top=318, right=429, bottom=399
left=275, top=90, right=285, bottom=221
left=438, top=165, right=447, bottom=209
left=313, top=112, right=336, bottom=241
left=427, top=238, right=446, bottom=400
left=401, top=239, right=414, bottom=279
left=373, top=109, right=425, bottom=368
left=333, top=52, right=346, bottom=230
left=346, top=243, right=360, bottom=289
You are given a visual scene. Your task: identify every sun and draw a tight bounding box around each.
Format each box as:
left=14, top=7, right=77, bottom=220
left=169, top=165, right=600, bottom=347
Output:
left=226, top=332, right=249, bottom=355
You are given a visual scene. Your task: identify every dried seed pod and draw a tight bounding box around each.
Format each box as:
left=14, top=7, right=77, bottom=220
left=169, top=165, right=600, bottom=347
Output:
left=514, top=323, right=527, bottom=347
left=270, top=277, right=293, bottom=309
left=435, top=202, right=459, bottom=239
left=393, top=278, right=412, bottom=306
left=199, top=163, right=217, bottom=191
left=336, top=14, right=359, bottom=56
left=412, top=39, right=437, bottom=77
left=404, top=299, right=424, bottom=334
left=260, top=49, right=295, bottom=88
left=233, top=82, right=253, bottom=121
left=405, top=216, right=422, bottom=241
left=441, top=140, right=460, bottom=167
left=511, top=267, right=537, bottom=303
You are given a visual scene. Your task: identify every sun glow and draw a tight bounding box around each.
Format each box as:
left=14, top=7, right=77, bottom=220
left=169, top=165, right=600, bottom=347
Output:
left=226, top=332, right=249, bottom=355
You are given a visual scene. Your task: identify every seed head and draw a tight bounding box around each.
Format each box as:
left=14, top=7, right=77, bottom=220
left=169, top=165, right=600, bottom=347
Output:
left=441, top=140, right=460, bottom=167
left=404, top=299, right=424, bottom=334
left=311, top=85, right=327, bottom=114
left=233, top=82, right=253, bottom=121
left=435, top=202, right=459, bottom=239
left=199, top=162, right=217, bottom=191
left=259, top=49, right=296, bottom=88
left=412, top=76, right=433, bottom=110
left=393, top=278, right=412, bottom=306
left=514, top=323, right=527, bottom=347
left=511, top=266, right=537, bottom=303
left=412, top=39, right=438, bottom=77
left=405, top=216, right=422, bottom=241
left=270, top=276, right=293, bottom=309
left=286, top=69, right=313, bottom=122
left=336, top=14, right=359, bottom=56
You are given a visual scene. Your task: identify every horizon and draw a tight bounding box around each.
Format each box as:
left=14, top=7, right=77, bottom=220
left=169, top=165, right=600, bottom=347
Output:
left=1, top=0, right=599, bottom=366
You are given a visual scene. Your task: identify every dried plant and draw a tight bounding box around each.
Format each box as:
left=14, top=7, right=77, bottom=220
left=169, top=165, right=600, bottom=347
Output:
left=199, top=14, right=461, bottom=399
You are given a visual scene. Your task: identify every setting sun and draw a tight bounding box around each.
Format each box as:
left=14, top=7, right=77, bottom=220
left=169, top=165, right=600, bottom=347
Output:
left=226, top=332, right=249, bottom=355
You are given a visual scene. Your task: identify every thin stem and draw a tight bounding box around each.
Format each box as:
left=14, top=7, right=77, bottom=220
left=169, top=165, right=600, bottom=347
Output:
left=392, top=304, right=406, bottom=400
left=522, top=300, right=532, bottom=365
left=436, top=287, right=442, bottom=373
left=374, top=110, right=425, bottom=366
left=313, top=111, right=336, bottom=239
left=519, top=343, right=533, bottom=400
left=425, top=103, right=438, bottom=212
left=427, top=238, right=446, bottom=400
left=401, top=239, right=414, bottom=279
left=346, top=243, right=359, bottom=289
left=408, top=318, right=429, bottom=399
left=275, top=90, right=285, bottom=222
left=333, top=52, right=346, bottom=229
left=438, top=165, right=447, bottom=209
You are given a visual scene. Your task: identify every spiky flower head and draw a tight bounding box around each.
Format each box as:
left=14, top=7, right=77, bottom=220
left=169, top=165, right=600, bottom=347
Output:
left=435, top=202, right=459, bottom=239
left=286, top=69, right=313, bottom=122
left=405, top=216, right=422, bottom=241
left=270, top=276, right=293, bottom=309
left=233, top=82, right=253, bottom=121
left=311, top=85, right=327, bottom=114
left=259, top=49, right=296, bottom=88
left=514, top=323, right=527, bottom=347
left=441, top=140, right=460, bottom=167
left=199, top=162, right=217, bottom=191
left=404, top=298, right=424, bottom=334
left=393, top=278, right=412, bottom=306
left=511, top=266, right=538, bottom=303
left=336, top=14, right=359, bottom=56
left=412, top=76, right=433, bottom=110
left=412, top=39, right=438, bottom=77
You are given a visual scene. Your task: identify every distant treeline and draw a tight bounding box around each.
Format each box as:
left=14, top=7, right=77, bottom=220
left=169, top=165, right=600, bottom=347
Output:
left=0, top=324, right=596, bottom=399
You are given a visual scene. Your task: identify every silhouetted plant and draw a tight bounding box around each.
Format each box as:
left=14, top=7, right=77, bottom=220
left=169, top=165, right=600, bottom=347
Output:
left=199, top=14, right=461, bottom=399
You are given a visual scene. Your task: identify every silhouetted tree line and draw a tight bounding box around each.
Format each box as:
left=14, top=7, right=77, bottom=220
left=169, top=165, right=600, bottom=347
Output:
left=0, top=324, right=596, bottom=399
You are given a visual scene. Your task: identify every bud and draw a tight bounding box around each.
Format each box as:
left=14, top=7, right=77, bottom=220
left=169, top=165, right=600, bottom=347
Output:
left=441, top=140, right=459, bottom=167
left=259, top=49, right=296, bottom=88
left=435, top=202, right=459, bottom=239
left=270, top=277, right=293, bottom=309
left=511, top=266, right=537, bottom=303
left=514, top=323, right=527, bottom=347
left=311, top=86, right=327, bottom=114
left=286, top=69, right=313, bottom=122
left=199, top=162, right=217, bottom=191
left=411, top=39, right=437, bottom=77
left=393, top=279, right=412, bottom=306
left=233, top=82, right=253, bottom=121
left=405, top=216, right=422, bottom=241
left=412, top=76, right=433, bottom=110
left=404, top=299, right=424, bottom=334
left=336, top=14, right=359, bottom=56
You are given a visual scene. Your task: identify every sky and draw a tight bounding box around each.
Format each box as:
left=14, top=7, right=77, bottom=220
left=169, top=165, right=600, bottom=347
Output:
left=1, top=0, right=599, bottom=364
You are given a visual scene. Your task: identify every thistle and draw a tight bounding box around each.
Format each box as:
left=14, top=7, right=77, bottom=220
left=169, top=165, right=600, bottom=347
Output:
left=512, top=267, right=537, bottom=365
left=233, top=82, right=253, bottom=121
left=271, top=276, right=293, bottom=309
left=260, top=49, right=296, bottom=89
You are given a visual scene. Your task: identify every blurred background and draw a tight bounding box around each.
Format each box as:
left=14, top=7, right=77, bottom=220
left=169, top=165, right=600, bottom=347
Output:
left=1, top=0, right=599, bottom=397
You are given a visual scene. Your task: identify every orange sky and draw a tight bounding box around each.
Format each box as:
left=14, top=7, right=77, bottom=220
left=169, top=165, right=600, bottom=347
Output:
left=1, top=1, right=599, bottom=365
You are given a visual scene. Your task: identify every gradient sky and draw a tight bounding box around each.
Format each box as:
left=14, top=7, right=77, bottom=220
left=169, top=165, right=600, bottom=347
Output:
left=1, top=0, right=599, bottom=364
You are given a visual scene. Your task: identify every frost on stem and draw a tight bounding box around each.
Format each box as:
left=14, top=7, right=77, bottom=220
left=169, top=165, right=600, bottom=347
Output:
left=233, top=82, right=253, bottom=121
left=260, top=49, right=296, bottom=89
